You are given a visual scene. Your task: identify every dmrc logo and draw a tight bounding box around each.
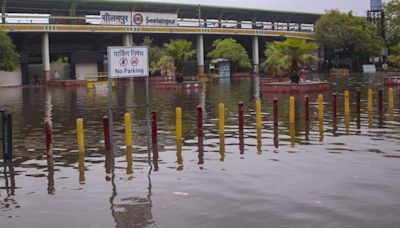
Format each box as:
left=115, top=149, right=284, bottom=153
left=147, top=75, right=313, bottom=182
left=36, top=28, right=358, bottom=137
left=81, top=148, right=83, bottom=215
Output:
left=133, top=13, right=143, bottom=25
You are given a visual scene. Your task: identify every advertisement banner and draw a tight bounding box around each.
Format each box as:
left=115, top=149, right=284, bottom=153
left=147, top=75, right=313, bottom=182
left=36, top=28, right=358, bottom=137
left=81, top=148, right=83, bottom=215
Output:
left=131, top=12, right=178, bottom=26
left=107, top=46, right=149, bottom=78
left=100, top=11, right=131, bottom=26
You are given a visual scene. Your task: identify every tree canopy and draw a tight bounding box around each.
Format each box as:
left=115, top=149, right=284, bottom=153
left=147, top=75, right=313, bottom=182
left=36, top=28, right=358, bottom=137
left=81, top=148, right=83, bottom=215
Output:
left=0, top=30, right=20, bottom=72
left=384, top=0, right=400, bottom=47
left=164, top=39, right=196, bottom=75
left=207, top=38, right=251, bottom=72
left=315, top=9, right=384, bottom=57
left=388, top=43, right=400, bottom=66
left=263, top=38, right=318, bottom=77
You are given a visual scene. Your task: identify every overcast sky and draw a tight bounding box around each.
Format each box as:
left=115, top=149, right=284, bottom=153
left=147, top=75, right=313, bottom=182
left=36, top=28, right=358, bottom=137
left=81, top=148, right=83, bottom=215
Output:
left=155, top=0, right=390, bottom=15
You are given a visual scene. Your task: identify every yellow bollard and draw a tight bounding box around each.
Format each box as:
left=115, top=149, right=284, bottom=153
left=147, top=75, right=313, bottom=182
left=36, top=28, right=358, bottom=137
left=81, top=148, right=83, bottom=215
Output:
left=124, top=113, right=132, bottom=147
left=389, top=88, right=394, bottom=120
left=344, top=90, right=350, bottom=116
left=76, top=118, right=85, bottom=153
left=289, top=96, right=295, bottom=124
left=318, top=94, right=324, bottom=121
left=318, top=94, right=324, bottom=142
left=368, top=89, right=373, bottom=128
left=256, top=100, right=262, bottom=130
left=219, top=103, right=225, bottom=135
left=176, top=107, right=182, bottom=141
left=289, top=96, right=295, bottom=147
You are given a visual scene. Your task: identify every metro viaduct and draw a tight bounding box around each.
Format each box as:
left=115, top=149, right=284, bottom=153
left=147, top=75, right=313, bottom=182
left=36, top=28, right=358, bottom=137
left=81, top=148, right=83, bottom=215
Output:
left=0, top=0, right=320, bottom=84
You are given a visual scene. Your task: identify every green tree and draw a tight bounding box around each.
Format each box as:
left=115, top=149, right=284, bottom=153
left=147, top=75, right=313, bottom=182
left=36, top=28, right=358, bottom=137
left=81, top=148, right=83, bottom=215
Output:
left=164, top=39, right=196, bottom=77
left=157, top=55, right=176, bottom=76
left=207, top=38, right=251, bottom=72
left=388, top=43, right=400, bottom=66
left=315, top=9, right=384, bottom=58
left=263, top=38, right=318, bottom=77
left=142, top=36, right=165, bottom=75
left=384, top=0, right=400, bottom=47
left=0, top=30, right=20, bottom=71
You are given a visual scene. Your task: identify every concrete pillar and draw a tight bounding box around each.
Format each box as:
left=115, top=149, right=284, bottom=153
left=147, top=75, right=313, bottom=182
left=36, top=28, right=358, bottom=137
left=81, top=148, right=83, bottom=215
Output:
left=237, top=20, right=241, bottom=29
left=252, top=36, right=259, bottom=75
left=42, top=32, right=51, bottom=82
left=218, top=19, right=222, bottom=28
left=1, top=0, right=6, bottom=24
left=123, top=33, right=133, bottom=46
left=196, top=34, right=204, bottom=75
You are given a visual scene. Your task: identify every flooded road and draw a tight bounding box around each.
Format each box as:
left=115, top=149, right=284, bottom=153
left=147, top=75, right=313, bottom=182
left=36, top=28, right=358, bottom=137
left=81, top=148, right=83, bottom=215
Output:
left=1, top=73, right=400, bottom=228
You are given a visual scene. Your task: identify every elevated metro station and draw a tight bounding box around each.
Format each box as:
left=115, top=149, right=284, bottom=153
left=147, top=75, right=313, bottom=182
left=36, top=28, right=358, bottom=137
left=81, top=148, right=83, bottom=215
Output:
left=0, top=0, right=321, bottom=86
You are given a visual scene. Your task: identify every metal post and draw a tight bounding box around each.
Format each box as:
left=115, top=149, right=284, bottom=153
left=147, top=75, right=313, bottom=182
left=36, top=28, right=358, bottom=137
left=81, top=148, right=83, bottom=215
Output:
left=146, top=76, right=151, bottom=159
left=108, top=78, right=114, bottom=153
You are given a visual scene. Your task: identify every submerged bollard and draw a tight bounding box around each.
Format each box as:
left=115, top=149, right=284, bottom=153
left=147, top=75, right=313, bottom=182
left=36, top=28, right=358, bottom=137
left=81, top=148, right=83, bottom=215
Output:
left=176, top=107, right=182, bottom=142
left=318, top=94, right=324, bottom=142
left=197, top=106, right=203, bottom=139
left=273, top=98, right=279, bottom=148
left=151, top=112, right=158, bottom=145
left=45, top=120, right=53, bottom=157
left=102, top=116, right=111, bottom=150
left=289, top=96, right=295, bottom=124
left=344, top=90, right=350, bottom=116
left=388, top=88, right=394, bottom=120
left=256, top=99, right=262, bottom=130
left=289, top=96, right=295, bottom=147
left=219, top=103, right=225, bottom=135
left=304, top=95, right=310, bottom=122
left=76, top=118, right=85, bottom=154
left=238, top=101, right=244, bottom=132
left=368, top=89, right=373, bottom=128
left=124, top=113, right=132, bottom=147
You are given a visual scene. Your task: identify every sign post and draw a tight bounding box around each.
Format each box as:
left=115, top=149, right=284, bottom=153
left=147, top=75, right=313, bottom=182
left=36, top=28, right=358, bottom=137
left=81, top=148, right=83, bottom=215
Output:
left=107, top=46, right=149, bottom=158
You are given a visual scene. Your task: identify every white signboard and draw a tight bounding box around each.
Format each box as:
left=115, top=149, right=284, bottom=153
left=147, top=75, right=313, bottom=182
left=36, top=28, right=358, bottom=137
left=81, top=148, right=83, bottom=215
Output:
left=132, top=12, right=178, bottom=26
left=101, top=11, right=131, bottom=25
left=107, top=46, right=149, bottom=78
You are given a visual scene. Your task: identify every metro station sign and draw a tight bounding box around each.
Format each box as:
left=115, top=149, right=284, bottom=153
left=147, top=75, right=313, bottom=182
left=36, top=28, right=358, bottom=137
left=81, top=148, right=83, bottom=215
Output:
left=107, top=46, right=149, bottom=78
left=101, top=11, right=178, bottom=27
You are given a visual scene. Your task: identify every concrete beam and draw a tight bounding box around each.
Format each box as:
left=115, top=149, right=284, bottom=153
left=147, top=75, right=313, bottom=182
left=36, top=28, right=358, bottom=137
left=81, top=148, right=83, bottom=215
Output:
left=196, top=34, right=204, bottom=75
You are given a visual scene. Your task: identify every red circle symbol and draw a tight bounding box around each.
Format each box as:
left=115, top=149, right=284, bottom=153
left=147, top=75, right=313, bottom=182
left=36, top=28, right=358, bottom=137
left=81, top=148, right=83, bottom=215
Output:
left=131, top=57, right=139, bottom=66
left=119, top=57, right=128, bottom=67
left=133, top=14, right=143, bottom=25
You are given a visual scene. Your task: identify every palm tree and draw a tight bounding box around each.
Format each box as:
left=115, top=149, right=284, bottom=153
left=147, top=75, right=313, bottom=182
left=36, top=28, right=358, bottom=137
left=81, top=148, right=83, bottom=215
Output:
left=164, top=39, right=196, bottom=80
left=388, top=43, right=400, bottom=67
left=157, top=56, right=176, bottom=77
left=263, top=38, right=318, bottom=77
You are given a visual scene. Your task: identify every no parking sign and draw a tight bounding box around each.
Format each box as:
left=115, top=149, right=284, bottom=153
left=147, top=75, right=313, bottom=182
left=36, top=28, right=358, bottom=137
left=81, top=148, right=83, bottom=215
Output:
left=107, top=46, right=149, bottom=78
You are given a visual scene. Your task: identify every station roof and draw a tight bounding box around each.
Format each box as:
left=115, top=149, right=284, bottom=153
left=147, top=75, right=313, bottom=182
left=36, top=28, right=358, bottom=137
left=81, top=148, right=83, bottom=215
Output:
left=2, top=0, right=321, bottom=24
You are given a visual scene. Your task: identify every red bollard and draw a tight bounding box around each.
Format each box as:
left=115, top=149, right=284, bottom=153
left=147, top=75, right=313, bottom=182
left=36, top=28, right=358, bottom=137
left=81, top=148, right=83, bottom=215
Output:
left=238, top=101, right=244, bottom=132
left=45, top=121, right=52, bottom=156
left=304, top=95, right=310, bottom=122
left=102, top=116, right=111, bottom=150
left=332, top=93, right=337, bottom=120
left=197, top=106, right=203, bottom=139
left=151, top=112, right=157, bottom=145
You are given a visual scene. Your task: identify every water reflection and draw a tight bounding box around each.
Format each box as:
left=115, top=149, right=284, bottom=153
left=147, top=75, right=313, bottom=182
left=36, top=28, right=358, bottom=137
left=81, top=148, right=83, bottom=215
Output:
left=257, top=128, right=262, bottom=154
left=219, top=134, right=225, bottom=161
left=47, top=157, right=55, bottom=194
left=290, top=122, right=295, bottom=147
left=79, top=153, right=85, bottom=184
left=239, top=130, right=244, bottom=154
left=198, top=138, right=204, bottom=165
left=319, top=119, right=324, bottom=142
left=176, top=140, right=183, bottom=171
left=152, top=144, right=159, bottom=171
left=126, top=147, right=133, bottom=175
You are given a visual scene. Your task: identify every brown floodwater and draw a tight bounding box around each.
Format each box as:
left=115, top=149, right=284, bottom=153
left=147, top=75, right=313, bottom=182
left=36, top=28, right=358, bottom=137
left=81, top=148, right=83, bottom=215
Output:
left=1, top=73, right=400, bottom=228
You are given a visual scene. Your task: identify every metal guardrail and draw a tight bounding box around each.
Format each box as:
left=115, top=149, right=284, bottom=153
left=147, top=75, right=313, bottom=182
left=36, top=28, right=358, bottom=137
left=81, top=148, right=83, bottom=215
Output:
left=1, top=111, right=12, bottom=161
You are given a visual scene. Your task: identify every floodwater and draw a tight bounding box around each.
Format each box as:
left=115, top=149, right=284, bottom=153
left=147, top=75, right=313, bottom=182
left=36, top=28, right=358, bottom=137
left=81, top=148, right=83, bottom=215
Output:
left=1, top=73, right=400, bottom=228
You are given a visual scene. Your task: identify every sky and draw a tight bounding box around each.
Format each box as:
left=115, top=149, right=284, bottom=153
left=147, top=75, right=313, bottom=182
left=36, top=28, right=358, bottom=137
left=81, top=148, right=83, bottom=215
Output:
left=154, top=0, right=390, bottom=15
